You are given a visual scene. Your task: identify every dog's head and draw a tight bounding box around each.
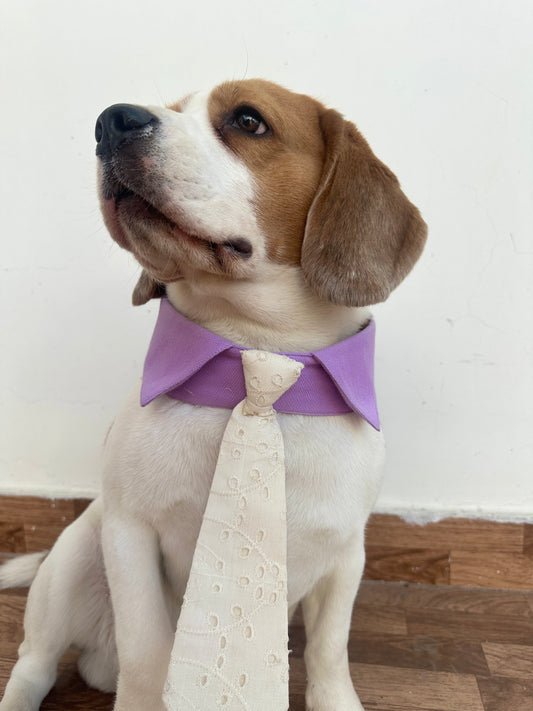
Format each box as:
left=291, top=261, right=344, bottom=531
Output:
left=96, top=79, right=426, bottom=308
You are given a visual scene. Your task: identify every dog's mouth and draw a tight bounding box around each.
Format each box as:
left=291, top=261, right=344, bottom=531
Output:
left=100, top=177, right=253, bottom=262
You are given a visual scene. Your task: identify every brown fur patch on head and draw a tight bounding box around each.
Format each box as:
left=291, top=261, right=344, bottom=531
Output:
left=208, top=79, right=326, bottom=265
left=208, top=79, right=426, bottom=304
left=301, top=109, right=427, bottom=306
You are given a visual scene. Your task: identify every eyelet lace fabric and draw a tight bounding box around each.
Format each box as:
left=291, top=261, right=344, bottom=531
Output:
left=164, top=351, right=303, bottom=711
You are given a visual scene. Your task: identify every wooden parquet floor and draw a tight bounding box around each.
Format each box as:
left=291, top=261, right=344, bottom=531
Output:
left=0, top=497, right=532, bottom=709
left=2, top=581, right=533, bottom=709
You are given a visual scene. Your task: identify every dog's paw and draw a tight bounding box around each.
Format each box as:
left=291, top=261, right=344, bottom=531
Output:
left=0, top=675, right=52, bottom=711
left=306, top=679, right=365, bottom=711
left=0, top=691, right=39, bottom=711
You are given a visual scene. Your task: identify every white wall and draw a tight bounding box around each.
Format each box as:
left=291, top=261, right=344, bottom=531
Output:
left=1, top=0, right=532, bottom=521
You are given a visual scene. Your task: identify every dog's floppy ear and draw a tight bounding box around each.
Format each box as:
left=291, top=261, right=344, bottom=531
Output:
left=132, top=270, right=166, bottom=306
left=301, top=109, right=427, bottom=306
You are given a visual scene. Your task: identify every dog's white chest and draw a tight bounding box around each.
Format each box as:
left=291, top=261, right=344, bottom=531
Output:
left=102, top=384, right=385, bottom=607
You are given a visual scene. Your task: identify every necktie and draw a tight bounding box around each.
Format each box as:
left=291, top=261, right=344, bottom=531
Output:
left=163, top=350, right=303, bottom=711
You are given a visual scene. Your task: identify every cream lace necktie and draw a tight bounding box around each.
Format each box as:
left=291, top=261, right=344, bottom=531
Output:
left=163, top=350, right=303, bottom=711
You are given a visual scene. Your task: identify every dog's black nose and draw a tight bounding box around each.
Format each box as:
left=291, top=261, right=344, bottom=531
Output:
left=95, top=104, right=159, bottom=158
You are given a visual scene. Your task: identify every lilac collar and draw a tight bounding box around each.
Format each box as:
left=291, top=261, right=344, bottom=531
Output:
left=141, top=298, right=380, bottom=429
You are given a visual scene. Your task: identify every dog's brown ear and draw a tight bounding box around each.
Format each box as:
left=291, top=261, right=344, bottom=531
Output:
left=301, top=109, right=427, bottom=306
left=132, top=270, right=166, bottom=306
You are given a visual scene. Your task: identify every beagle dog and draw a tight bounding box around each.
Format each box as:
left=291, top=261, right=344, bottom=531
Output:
left=0, top=79, right=426, bottom=711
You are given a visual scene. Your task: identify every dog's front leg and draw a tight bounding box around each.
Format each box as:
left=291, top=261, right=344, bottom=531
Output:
left=302, top=536, right=366, bottom=711
left=102, top=512, right=173, bottom=711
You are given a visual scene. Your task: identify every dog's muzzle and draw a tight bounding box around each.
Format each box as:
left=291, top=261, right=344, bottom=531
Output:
left=95, top=104, right=159, bottom=159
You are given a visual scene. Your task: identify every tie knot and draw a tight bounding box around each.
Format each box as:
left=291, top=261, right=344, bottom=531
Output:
left=241, top=350, right=303, bottom=416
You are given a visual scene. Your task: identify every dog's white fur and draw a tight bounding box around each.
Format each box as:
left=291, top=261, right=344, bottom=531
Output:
left=144, top=93, right=266, bottom=255
left=1, top=80, right=426, bottom=711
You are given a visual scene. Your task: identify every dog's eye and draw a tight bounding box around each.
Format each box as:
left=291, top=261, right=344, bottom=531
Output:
left=232, top=107, right=268, bottom=136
